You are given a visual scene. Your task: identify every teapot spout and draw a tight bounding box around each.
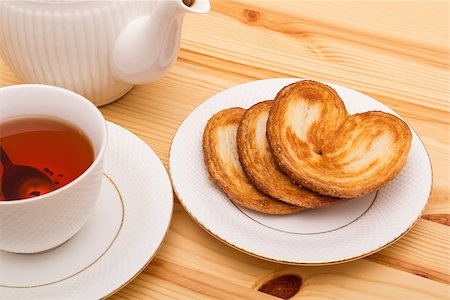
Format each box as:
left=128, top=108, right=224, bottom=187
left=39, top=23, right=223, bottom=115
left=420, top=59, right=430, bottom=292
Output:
left=111, top=0, right=210, bottom=85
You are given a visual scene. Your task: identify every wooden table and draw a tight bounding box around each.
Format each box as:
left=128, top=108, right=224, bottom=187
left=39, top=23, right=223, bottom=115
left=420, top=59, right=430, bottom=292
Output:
left=1, top=1, right=448, bottom=299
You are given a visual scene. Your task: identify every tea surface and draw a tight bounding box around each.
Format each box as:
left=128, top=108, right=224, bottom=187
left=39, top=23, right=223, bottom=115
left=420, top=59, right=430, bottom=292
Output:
left=0, top=116, right=94, bottom=201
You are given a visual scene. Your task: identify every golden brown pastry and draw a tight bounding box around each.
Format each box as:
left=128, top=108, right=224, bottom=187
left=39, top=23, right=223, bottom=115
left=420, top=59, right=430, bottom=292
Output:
left=203, top=108, right=303, bottom=214
left=267, top=80, right=412, bottom=198
left=237, top=100, right=345, bottom=208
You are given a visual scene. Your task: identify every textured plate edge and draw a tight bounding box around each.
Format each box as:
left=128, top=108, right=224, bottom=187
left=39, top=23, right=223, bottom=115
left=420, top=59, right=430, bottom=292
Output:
left=100, top=212, right=173, bottom=299
left=168, top=78, right=434, bottom=265
left=99, top=121, right=174, bottom=299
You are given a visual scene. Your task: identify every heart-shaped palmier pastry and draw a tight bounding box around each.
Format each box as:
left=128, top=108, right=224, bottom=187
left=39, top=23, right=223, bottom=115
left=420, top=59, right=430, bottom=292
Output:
left=237, top=100, right=346, bottom=208
left=203, top=108, right=303, bottom=214
left=267, top=80, right=412, bottom=198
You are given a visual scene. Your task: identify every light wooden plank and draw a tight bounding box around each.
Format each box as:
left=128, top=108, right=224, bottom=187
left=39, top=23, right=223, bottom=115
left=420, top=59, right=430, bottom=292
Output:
left=110, top=272, right=220, bottom=300
left=212, top=1, right=449, bottom=64
left=182, top=9, right=449, bottom=111
left=111, top=205, right=448, bottom=299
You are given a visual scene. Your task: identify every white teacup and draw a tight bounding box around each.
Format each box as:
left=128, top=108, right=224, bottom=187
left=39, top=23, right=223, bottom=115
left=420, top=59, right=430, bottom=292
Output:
left=0, top=84, right=107, bottom=253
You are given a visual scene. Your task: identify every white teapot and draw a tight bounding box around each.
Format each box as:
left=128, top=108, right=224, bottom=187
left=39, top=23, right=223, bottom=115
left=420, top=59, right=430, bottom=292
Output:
left=0, top=0, right=209, bottom=106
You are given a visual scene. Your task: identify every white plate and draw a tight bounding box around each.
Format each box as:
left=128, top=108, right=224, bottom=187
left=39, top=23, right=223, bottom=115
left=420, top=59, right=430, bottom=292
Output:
left=0, top=121, right=173, bottom=299
left=169, top=78, right=432, bottom=265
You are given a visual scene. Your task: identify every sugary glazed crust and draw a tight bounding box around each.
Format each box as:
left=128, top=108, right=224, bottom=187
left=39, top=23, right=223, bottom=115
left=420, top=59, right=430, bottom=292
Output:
left=202, top=107, right=303, bottom=214
left=237, top=100, right=346, bottom=208
left=267, top=80, right=412, bottom=198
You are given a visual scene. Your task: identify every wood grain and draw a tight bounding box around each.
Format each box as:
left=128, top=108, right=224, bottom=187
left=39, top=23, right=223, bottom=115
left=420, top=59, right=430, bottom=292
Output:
left=0, top=1, right=448, bottom=298
left=110, top=205, right=449, bottom=299
left=368, top=219, right=450, bottom=284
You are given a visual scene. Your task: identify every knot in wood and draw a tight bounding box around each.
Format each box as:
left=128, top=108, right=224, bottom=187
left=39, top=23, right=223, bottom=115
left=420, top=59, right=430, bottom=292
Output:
left=243, top=9, right=261, bottom=23
left=258, top=274, right=302, bottom=299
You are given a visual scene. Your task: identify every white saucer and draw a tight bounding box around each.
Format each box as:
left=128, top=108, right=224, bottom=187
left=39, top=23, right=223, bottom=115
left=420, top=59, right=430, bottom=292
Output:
left=169, top=78, right=432, bottom=265
left=0, top=121, right=173, bottom=299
